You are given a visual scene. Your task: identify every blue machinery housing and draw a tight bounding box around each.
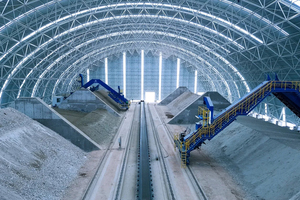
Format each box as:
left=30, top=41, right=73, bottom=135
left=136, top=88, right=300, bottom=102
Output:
left=78, top=74, right=130, bottom=110
left=174, top=80, right=300, bottom=167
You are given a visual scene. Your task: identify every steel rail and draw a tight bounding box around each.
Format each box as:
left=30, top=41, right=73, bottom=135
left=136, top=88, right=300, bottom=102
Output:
left=186, top=166, right=208, bottom=200
left=81, top=105, right=135, bottom=200
left=114, top=104, right=139, bottom=200
left=146, top=103, right=175, bottom=200
left=152, top=104, right=208, bottom=200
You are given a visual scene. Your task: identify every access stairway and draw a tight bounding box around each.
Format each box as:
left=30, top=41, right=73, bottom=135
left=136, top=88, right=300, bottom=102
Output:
left=174, top=81, right=300, bottom=166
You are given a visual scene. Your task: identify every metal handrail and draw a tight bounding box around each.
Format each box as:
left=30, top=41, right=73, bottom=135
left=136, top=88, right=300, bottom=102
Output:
left=182, top=81, right=300, bottom=151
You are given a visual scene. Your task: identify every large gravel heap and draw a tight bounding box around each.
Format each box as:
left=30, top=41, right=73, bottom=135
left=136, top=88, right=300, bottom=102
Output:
left=72, top=108, right=122, bottom=149
left=166, top=91, right=199, bottom=116
left=201, top=116, right=300, bottom=200
left=0, top=108, right=87, bottom=200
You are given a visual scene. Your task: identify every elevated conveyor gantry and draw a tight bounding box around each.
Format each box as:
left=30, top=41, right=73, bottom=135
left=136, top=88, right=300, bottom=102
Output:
left=174, top=81, right=300, bottom=166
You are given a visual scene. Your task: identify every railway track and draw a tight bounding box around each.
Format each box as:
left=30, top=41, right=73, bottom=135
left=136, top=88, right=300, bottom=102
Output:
left=151, top=103, right=208, bottom=200
left=81, top=102, right=207, bottom=200
left=82, top=104, right=137, bottom=200
left=114, top=104, right=139, bottom=200
left=116, top=102, right=177, bottom=200
left=146, top=103, right=175, bottom=200
left=115, top=102, right=156, bottom=200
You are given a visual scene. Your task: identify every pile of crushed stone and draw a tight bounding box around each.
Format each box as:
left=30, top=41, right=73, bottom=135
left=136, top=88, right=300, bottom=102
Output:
left=72, top=108, right=122, bottom=148
left=166, top=91, right=199, bottom=116
left=202, top=117, right=300, bottom=200
left=0, top=107, right=87, bottom=200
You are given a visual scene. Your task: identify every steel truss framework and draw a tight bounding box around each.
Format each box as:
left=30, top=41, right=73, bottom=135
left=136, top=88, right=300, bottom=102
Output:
left=0, top=0, right=300, bottom=124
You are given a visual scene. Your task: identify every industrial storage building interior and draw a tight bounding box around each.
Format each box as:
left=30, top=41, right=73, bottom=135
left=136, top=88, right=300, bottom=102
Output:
left=1, top=0, right=300, bottom=199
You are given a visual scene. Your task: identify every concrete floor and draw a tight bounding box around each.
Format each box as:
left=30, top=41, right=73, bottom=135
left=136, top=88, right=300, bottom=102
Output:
left=2, top=99, right=300, bottom=199
left=154, top=104, right=246, bottom=200
left=83, top=103, right=137, bottom=199
left=69, top=103, right=248, bottom=200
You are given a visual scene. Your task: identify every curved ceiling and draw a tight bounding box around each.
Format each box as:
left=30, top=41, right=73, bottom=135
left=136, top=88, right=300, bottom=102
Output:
left=0, top=0, right=300, bottom=123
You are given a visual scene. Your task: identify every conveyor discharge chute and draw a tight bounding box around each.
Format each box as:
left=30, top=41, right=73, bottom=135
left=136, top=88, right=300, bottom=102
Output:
left=78, top=74, right=130, bottom=110
left=174, top=80, right=300, bottom=166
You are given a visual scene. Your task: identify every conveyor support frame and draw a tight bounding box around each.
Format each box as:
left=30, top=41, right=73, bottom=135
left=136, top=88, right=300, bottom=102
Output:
left=174, top=81, right=300, bottom=166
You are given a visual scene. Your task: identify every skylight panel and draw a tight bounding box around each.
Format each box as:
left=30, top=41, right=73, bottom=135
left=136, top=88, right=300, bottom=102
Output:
left=87, top=69, right=90, bottom=82
left=288, top=0, right=300, bottom=7
left=123, top=52, right=126, bottom=97
left=105, top=58, right=108, bottom=84
left=176, top=58, right=180, bottom=88
left=159, top=52, right=162, bottom=101
left=194, top=70, right=198, bottom=94
left=141, top=50, right=144, bottom=100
